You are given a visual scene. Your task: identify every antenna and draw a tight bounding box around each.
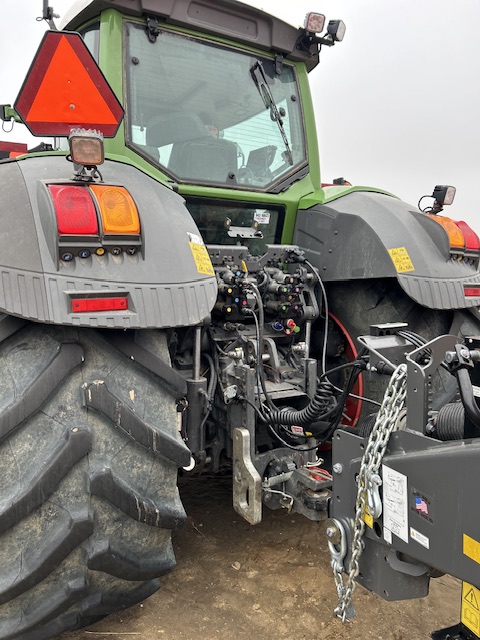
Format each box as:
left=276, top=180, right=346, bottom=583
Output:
left=37, top=0, right=59, bottom=30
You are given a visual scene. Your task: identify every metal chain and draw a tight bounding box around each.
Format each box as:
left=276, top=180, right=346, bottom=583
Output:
left=332, top=364, right=408, bottom=622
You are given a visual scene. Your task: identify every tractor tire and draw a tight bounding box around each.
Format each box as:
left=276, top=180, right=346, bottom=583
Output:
left=323, top=279, right=456, bottom=421
left=0, top=324, right=188, bottom=639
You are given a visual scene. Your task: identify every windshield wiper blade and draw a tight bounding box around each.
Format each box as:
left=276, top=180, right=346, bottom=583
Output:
left=250, top=62, right=293, bottom=166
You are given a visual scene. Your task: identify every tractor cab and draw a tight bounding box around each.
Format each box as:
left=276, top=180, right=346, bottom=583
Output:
left=56, top=0, right=346, bottom=253
left=124, top=26, right=306, bottom=191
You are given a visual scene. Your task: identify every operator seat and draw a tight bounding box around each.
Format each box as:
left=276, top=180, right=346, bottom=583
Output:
left=146, top=111, right=237, bottom=183
left=169, top=136, right=238, bottom=183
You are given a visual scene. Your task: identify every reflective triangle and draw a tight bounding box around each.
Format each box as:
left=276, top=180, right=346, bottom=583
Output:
left=15, top=31, right=123, bottom=137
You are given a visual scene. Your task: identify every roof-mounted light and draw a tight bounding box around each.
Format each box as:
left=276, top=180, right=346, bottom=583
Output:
left=304, top=13, right=326, bottom=33
left=69, top=128, right=104, bottom=166
left=299, top=13, right=345, bottom=51
left=327, top=20, right=346, bottom=42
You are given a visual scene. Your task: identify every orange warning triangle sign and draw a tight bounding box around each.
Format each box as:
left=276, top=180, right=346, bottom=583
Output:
left=15, top=31, right=123, bottom=137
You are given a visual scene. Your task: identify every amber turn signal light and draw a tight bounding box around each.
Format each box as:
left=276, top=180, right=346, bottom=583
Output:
left=89, top=185, right=140, bottom=234
left=426, top=215, right=465, bottom=249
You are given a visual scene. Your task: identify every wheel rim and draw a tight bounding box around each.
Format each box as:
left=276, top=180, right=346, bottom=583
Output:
left=328, top=311, right=364, bottom=427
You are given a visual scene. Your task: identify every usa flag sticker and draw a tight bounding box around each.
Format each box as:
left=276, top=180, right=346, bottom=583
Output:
left=415, top=496, right=428, bottom=515
left=411, top=490, right=433, bottom=523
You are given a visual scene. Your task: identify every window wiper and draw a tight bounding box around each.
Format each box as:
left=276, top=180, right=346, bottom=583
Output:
left=250, top=61, right=293, bottom=166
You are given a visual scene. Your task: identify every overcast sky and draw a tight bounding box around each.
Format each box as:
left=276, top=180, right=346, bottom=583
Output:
left=1, top=0, right=479, bottom=226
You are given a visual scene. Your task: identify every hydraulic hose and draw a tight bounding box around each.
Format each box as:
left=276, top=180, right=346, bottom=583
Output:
left=266, top=379, right=336, bottom=427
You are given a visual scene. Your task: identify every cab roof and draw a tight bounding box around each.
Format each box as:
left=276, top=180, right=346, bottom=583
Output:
left=60, top=0, right=320, bottom=70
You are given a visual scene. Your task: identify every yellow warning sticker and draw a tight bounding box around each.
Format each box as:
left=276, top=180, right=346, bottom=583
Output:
left=464, top=533, right=480, bottom=565
left=188, top=233, right=214, bottom=276
left=387, top=247, right=415, bottom=273
left=462, top=581, right=480, bottom=637
left=363, top=504, right=373, bottom=529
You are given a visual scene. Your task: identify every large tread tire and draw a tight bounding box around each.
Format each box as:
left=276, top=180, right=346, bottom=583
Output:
left=0, top=324, right=187, bottom=639
left=323, top=279, right=456, bottom=420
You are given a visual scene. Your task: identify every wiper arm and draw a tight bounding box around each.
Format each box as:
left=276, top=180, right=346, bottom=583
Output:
left=250, top=62, right=293, bottom=166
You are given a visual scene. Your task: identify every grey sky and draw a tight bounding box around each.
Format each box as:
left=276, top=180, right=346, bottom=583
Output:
left=2, top=0, right=479, bottom=226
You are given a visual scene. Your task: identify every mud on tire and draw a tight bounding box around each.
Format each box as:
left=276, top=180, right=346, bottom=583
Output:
left=0, top=324, right=188, bottom=639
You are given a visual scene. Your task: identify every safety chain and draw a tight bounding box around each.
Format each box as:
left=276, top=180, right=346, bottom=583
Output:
left=332, top=364, right=408, bottom=622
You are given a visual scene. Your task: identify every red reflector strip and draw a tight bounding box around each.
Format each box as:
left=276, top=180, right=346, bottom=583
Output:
left=72, top=297, right=128, bottom=312
left=48, top=184, right=99, bottom=235
left=464, top=287, right=480, bottom=297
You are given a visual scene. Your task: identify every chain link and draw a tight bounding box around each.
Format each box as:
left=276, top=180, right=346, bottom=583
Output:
left=332, top=364, right=408, bottom=622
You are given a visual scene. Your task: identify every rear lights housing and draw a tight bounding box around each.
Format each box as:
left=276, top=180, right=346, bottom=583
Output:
left=425, top=214, right=480, bottom=263
left=426, top=214, right=465, bottom=250
left=47, top=182, right=141, bottom=262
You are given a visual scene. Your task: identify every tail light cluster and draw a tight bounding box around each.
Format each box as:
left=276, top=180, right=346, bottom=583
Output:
left=47, top=183, right=141, bottom=262
left=426, top=214, right=480, bottom=262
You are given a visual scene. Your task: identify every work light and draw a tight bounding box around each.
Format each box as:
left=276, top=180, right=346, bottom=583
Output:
left=68, top=128, right=105, bottom=167
left=304, top=12, right=326, bottom=33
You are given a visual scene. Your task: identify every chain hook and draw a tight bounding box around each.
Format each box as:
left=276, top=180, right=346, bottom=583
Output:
left=330, top=364, right=407, bottom=622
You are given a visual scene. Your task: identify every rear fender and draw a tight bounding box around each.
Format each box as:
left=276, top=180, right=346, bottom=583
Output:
left=0, top=155, right=217, bottom=328
left=294, top=190, right=480, bottom=310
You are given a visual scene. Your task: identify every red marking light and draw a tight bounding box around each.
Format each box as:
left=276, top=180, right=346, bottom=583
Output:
left=464, top=287, right=480, bottom=298
left=48, top=185, right=99, bottom=235
left=0, top=141, right=28, bottom=158
left=72, top=297, right=128, bottom=312
left=455, top=221, right=480, bottom=252
left=15, top=31, right=124, bottom=137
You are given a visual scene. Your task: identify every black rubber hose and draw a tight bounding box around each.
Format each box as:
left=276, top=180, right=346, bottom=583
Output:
left=267, top=379, right=336, bottom=427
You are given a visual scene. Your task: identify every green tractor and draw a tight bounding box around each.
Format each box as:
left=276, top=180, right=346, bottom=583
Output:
left=1, top=1, right=480, bottom=637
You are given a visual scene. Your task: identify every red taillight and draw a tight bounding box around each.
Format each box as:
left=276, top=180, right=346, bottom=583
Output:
left=455, top=221, right=480, bottom=252
left=48, top=185, right=99, bottom=235
left=71, top=297, right=128, bottom=312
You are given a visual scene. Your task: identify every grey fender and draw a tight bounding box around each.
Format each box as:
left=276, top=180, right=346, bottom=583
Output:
left=0, top=155, right=217, bottom=328
left=293, top=190, right=480, bottom=310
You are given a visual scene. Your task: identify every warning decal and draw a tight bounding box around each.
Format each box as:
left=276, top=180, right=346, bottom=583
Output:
left=462, top=581, right=480, bottom=637
left=464, top=533, right=480, bottom=565
left=188, top=233, right=214, bottom=276
left=387, top=247, right=415, bottom=273
left=363, top=504, right=373, bottom=529
left=382, top=464, right=409, bottom=543
left=465, top=587, right=479, bottom=610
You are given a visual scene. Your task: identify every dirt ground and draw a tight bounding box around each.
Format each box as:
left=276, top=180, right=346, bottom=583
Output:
left=63, top=474, right=461, bottom=640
